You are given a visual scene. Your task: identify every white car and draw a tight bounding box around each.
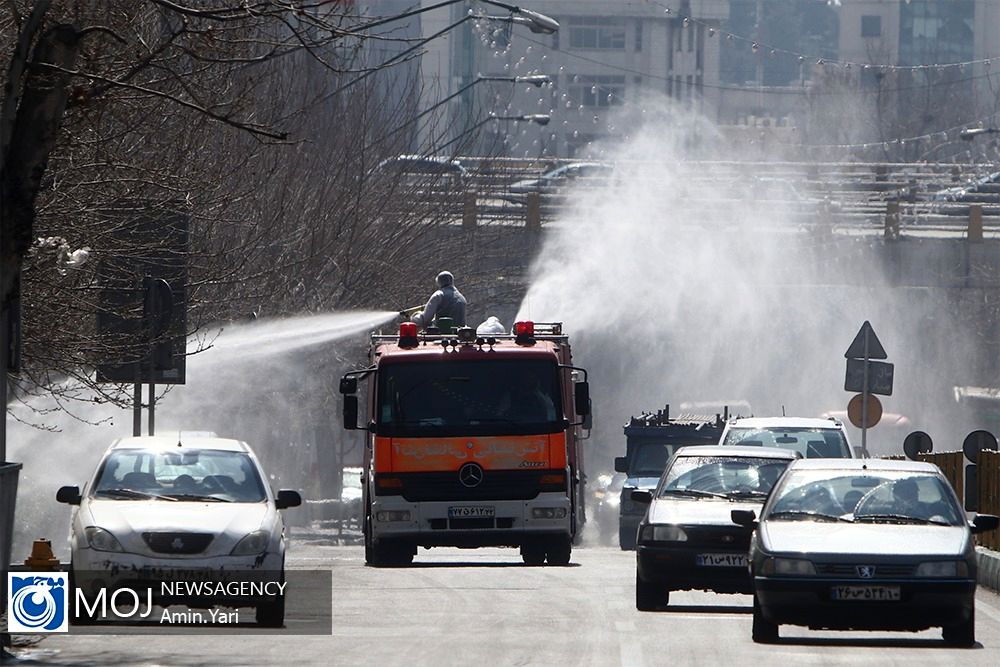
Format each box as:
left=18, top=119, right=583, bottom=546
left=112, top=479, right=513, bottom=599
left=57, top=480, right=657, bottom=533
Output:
left=56, top=435, right=301, bottom=627
left=719, top=417, right=858, bottom=459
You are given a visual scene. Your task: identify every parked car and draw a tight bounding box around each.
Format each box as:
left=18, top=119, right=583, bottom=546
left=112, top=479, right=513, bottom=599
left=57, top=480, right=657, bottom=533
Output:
left=719, top=416, right=857, bottom=458
left=505, top=161, right=613, bottom=203
left=931, top=171, right=1000, bottom=202
left=372, top=154, right=469, bottom=189
left=56, top=435, right=302, bottom=627
left=632, top=446, right=799, bottom=610
left=733, top=458, right=999, bottom=645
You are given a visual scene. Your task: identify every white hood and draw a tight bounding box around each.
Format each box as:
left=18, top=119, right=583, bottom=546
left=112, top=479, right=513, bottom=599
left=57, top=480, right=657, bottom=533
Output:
left=760, top=521, right=969, bottom=557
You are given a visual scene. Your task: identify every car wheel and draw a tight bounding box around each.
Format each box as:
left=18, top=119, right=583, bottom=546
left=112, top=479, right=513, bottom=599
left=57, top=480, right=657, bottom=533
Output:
left=751, top=594, right=779, bottom=643
left=545, top=538, right=572, bottom=566
left=635, top=574, right=668, bottom=611
left=370, top=540, right=414, bottom=567
left=520, top=543, right=546, bottom=566
left=942, top=608, right=975, bottom=647
left=255, top=595, right=285, bottom=627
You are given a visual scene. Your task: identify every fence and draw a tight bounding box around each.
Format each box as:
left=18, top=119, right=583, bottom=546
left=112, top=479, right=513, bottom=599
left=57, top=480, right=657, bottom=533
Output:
left=906, top=450, right=1000, bottom=551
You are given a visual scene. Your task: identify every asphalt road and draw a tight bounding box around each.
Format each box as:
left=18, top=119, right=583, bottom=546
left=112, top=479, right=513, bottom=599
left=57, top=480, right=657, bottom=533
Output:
left=10, top=540, right=1000, bottom=666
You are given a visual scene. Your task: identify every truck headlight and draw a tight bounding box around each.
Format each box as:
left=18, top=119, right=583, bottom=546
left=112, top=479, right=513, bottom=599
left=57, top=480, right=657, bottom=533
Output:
left=639, top=525, right=687, bottom=543
left=761, top=557, right=815, bottom=576
left=231, top=530, right=270, bottom=556
left=532, top=507, right=567, bottom=519
left=84, top=526, right=124, bottom=552
left=915, top=560, right=966, bottom=577
left=375, top=510, right=411, bottom=522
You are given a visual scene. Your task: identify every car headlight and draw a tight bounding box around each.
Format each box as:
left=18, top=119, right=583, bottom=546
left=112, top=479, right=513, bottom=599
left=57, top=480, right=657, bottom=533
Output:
left=231, top=530, right=270, bottom=556
left=915, top=560, right=967, bottom=577
left=84, top=526, right=124, bottom=552
left=761, top=557, right=815, bottom=576
left=639, top=525, right=688, bottom=543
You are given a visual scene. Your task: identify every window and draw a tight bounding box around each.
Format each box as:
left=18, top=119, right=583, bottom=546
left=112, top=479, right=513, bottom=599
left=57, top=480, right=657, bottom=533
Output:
left=567, top=75, right=625, bottom=108
left=635, top=21, right=642, bottom=52
left=861, top=15, right=882, bottom=38
left=569, top=17, right=625, bottom=50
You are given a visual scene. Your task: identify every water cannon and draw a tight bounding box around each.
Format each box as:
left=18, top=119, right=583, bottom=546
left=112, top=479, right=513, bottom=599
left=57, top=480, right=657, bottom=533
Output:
left=399, top=305, right=422, bottom=320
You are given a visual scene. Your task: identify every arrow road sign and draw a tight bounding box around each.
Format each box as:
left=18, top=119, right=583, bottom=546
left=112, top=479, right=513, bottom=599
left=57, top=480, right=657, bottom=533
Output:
left=845, top=358, right=894, bottom=395
left=845, top=321, right=887, bottom=359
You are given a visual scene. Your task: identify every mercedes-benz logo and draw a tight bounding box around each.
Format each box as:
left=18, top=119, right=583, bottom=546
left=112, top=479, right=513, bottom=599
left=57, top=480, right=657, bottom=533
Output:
left=171, top=537, right=185, bottom=551
left=458, top=462, right=484, bottom=488
left=857, top=565, right=876, bottom=578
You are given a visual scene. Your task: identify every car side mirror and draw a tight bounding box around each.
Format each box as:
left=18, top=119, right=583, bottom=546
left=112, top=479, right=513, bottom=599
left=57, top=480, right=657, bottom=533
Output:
left=971, top=513, right=1000, bottom=534
left=275, top=490, right=302, bottom=510
left=630, top=489, right=653, bottom=504
left=731, top=509, right=757, bottom=527
left=343, top=395, right=359, bottom=430
left=614, top=456, right=628, bottom=473
left=56, top=486, right=82, bottom=505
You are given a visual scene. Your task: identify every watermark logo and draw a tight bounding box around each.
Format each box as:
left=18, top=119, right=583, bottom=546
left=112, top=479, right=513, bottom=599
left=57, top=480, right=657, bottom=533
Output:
left=7, top=573, right=69, bottom=633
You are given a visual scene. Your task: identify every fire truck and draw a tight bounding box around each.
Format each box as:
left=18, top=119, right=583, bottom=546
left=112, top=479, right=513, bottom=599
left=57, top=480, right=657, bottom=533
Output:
left=340, top=321, right=591, bottom=566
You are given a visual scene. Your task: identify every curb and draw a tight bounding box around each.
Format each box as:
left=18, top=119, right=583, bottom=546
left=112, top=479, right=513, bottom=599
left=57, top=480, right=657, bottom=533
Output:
left=977, top=546, right=1000, bottom=592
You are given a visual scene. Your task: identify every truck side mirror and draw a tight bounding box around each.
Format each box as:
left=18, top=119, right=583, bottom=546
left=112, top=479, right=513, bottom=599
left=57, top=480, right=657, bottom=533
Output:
left=340, top=376, right=358, bottom=395
left=56, top=485, right=82, bottom=505
left=574, top=381, right=590, bottom=417
left=343, top=395, right=359, bottom=430
left=614, top=456, right=628, bottom=473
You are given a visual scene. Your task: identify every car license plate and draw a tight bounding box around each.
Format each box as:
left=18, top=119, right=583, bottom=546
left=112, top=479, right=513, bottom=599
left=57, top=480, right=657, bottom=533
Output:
left=448, top=506, right=495, bottom=518
left=831, top=585, right=901, bottom=601
left=696, top=553, right=747, bottom=567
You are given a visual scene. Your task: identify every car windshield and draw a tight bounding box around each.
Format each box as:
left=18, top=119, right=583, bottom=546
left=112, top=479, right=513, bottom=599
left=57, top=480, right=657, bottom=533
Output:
left=723, top=427, right=850, bottom=458
left=92, top=449, right=267, bottom=503
left=767, top=469, right=963, bottom=525
left=660, top=456, right=792, bottom=498
left=377, top=359, right=563, bottom=437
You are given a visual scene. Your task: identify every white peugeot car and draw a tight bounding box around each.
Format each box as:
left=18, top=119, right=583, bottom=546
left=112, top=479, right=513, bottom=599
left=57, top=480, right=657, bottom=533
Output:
left=56, top=435, right=301, bottom=626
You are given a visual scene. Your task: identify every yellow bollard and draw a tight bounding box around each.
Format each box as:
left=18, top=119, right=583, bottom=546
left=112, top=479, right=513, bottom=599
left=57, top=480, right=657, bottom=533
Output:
left=24, top=538, right=61, bottom=570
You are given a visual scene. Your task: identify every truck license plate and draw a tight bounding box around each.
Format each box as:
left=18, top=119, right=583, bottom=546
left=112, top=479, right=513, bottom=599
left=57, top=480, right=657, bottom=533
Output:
left=831, top=586, right=901, bottom=601
left=448, top=506, right=495, bottom=518
left=696, top=553, right=747, bottom=567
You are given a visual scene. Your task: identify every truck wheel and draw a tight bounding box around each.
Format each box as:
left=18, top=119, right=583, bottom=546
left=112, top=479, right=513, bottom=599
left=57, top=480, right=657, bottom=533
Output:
left=635, top=574, right=668, bottom=611
left=619, top=526, right=636, bottom=551
left=520, top=543, right=546, bottom=566
left=546, top=538, right=572, bottom=566
left=751, top=594, right=779, bottom=643
left=942, top=608, right=975, bottom=647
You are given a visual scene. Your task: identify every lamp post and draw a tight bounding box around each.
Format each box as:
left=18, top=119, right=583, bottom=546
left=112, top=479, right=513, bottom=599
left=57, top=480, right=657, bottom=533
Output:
left=959, top=127, right=1000, bottom=141
left=434, top=112, right=550, bottom=155
left=325, top=2, right=558, bottom=101
left=375, top=74, right=550, bottom=151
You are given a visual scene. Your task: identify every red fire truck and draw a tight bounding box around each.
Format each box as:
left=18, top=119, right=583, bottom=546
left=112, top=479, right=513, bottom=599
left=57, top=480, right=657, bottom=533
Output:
left=340, top=321, right=591, bottom=566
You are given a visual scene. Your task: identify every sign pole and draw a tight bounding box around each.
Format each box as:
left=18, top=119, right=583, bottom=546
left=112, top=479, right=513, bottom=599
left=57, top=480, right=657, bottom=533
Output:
left=861, top=330, right=870, bottom=457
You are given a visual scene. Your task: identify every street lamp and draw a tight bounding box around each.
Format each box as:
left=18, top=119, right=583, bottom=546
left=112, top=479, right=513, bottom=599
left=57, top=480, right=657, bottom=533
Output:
left=370, top=75, right=551, bottom=152
left=434, top=112, right=551, bottom=155
left=326, top=2, right=559, bottom=99
left=959, top=127, right=1000, bottom=141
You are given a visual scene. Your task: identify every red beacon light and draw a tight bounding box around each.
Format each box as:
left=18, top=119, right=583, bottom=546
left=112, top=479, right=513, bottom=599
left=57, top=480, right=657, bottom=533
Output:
left=513, top=320, right=535, bottom=344
left=399, top=322, right=419, bottom=348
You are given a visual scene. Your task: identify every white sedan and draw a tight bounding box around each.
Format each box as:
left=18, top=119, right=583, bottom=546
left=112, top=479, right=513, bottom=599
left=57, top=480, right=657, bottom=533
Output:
left=57, top=435, right=301, bottom=627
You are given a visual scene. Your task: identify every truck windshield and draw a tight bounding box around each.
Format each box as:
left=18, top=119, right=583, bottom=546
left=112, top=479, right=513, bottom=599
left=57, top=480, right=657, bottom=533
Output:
left=376, top=359, right=563, bottom=437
